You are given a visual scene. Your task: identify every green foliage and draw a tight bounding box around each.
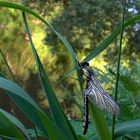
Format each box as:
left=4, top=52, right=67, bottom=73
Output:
left=89, top=101, right=111, bottom=140
left=0, top=109, right=26, bottom=140
left=0, top=108, right=31, bottom=140
left=0, top=1, right=140, bottom=140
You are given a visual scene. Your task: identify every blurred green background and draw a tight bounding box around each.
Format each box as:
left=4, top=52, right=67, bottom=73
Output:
left=0, top=0, right=140, bottom=136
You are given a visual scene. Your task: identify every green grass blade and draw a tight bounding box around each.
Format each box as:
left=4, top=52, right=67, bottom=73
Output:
left=114, top=119, right=140, bottom=138
left=0, top=49, right=16, bottom=81
left=37, top=111, right=70, bottom=140
left=83, top=15, right=140, bottom=62
left=112, top=1, right=126, bottom=139
left=0, top=77, right=69, bottom=140
left=92, top=119, right=140, bottom=140
left=89, top=101, right=111, bottom=140
left=0, top=109, right=31, bottom=140
left=0, top=109, right=26, bottom=140
left=22, top=12, right=77, bottom=140
left=0, top=135, right=18, bottom=140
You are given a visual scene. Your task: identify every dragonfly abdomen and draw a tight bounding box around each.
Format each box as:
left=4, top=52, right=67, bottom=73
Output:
left=83, top=93, right=89, bottom=135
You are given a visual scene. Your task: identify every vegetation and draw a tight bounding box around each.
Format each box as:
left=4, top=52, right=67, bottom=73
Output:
left=0, top=0, right=140, bottom=139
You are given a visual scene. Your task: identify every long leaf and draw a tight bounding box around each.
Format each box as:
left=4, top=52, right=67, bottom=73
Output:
left=0, top=109, right=26, bottom=140
left=89, top=101, right=111, bottom=140
left=0, top=135, right=18, bottom=140
left=112, top=1, right=126, bottom=139
left=92, top=119, right=140, bottom=140
left=0, top=109, right=31, bottom=140
left=22, top=12, right=77, bottom=140
left=114, top=119, right=140, bottom=138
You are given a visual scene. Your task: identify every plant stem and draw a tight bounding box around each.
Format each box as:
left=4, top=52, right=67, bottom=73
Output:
left=0, top=49, right=16, bottom=81
left=112, top=0, right=126, bottom=139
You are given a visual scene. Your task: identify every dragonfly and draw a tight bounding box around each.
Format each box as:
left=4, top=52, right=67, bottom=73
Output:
left=79, top=61, right=120, bottom=135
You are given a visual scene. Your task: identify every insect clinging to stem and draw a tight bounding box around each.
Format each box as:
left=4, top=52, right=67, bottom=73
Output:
left=79, top=61, right=120, bottom=135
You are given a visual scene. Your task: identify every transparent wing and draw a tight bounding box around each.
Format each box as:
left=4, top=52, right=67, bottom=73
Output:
left=86, top=75, right=120, bottom=115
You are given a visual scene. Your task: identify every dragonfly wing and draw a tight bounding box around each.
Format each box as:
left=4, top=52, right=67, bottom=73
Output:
left=86, top=75, right=120, bottom=115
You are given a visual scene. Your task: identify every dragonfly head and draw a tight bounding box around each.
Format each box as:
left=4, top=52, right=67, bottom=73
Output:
left=80, top=61, right=89, bottom=67
left=80, top=61, right=93, bottom=80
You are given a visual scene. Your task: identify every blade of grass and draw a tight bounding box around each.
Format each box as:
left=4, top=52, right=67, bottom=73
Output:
left=0, top=109, right=31, bottom=140
left=22, top=12, right=77, bottom=140
left=112, top=0, right=126, bottom=139
left=114, top=119, right=140, bottom=138
left=92, top=119, right=140, bottom=140
left=89, top=101, right=111, bottom=140
left=0, top=109, right=26, bottom=140
left=37, top=111, right=70, bottom=140
left=0, top=49, right=16, bottom=81
left=0, top=135, right=18, bottom=140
